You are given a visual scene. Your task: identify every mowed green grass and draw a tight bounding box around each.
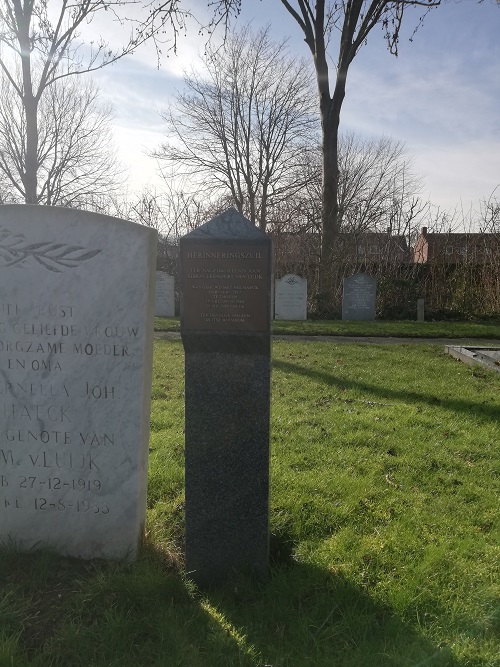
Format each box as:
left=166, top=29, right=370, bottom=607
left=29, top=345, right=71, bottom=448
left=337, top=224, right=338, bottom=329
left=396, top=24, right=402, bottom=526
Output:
left=155, top=316, right=500, bottom=340
left=1, top=339, right=499, bottom=666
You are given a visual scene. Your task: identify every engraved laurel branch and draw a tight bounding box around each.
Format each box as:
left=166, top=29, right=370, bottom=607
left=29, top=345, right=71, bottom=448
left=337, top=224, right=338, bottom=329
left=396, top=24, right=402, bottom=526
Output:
left=0, top=227, right=102, bottom=273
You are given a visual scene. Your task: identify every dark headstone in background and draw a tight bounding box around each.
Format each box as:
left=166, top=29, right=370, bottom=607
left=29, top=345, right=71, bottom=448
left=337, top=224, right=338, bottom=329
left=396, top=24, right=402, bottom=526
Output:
left=180, top=209, right=272, bottom=587
left=417, top=298, right=425, bottom=322
left=342, top=273, right=377, bottom=321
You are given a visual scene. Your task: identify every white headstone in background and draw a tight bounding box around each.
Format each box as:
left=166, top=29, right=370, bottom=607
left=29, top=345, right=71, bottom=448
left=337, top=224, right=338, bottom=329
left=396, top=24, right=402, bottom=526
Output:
left=0, top=205, right=156, bottom=560
left=274, top=274, right=307, bottom=320
left=155, top=272, right=175, bottom=317
left=342, top=273, right=377, bottom=321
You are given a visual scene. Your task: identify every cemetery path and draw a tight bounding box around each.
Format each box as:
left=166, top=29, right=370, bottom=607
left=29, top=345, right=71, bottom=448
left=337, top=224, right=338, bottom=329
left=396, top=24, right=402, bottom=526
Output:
left=154, top=332, right=500, bottom=346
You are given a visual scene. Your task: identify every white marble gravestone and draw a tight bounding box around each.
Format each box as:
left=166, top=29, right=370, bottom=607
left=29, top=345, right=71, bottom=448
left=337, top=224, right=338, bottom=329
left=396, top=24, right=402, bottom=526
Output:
left=342, top=273, right=377, bottom=321
left=0, top=205, right=156, bottom=560
left=274, top=274, right=307, bottom=320
left=155, top=271, right=175, bottom=317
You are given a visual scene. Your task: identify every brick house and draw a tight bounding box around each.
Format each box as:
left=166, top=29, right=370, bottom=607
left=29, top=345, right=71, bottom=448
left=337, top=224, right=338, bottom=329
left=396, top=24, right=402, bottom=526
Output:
left=271, top=229, right=409, bottom=268
left=337, top=231, right=410, bottom=264
left=413, top=227, right=499, bottom=264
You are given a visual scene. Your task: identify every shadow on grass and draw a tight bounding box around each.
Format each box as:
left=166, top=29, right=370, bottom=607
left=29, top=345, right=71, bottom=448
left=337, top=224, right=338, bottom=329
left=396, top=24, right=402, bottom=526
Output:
left=200, top=560, right=464, bottom=667
left=0, top=545, right=464, bottom=667
left=273, top=359, right=500, bottom=423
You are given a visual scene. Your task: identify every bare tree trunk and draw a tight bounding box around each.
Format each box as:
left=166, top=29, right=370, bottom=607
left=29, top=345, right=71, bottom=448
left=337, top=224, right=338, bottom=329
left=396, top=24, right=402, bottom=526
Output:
left=318, top=110, right=339, bottom=309
left=316, top=66, right=346, bottom=314
left=23, top=92, right=38, bottom=204
left=17, top=4, right=38, bottom=203
left=278, top=0, right=444, bottom=314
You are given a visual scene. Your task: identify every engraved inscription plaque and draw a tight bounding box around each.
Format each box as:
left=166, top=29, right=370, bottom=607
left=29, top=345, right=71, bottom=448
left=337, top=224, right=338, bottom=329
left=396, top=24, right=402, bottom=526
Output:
left=181, top=241, right=270, bottom=333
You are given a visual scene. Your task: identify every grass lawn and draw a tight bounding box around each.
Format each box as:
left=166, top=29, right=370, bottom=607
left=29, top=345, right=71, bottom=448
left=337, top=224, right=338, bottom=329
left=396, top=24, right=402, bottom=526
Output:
left=1, top=338, right=499, bottom=666
left=155, top=316, right=500, bottom=340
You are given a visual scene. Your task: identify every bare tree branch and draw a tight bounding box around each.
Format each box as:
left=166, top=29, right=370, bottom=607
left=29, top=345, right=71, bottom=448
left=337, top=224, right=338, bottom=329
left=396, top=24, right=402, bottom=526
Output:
left=154, top=24, right=319, bottom=231
left=0, top=68, right=123, bottom=207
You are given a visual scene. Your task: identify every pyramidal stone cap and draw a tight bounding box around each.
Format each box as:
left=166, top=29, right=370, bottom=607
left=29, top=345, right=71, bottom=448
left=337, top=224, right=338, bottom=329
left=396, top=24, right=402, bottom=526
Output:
left=183, top=208, right=267, bottom=239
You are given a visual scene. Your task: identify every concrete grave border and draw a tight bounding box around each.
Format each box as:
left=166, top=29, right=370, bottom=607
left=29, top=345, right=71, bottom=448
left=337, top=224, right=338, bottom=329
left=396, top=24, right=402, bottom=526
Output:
left=445, top=346, right=500, bottom=373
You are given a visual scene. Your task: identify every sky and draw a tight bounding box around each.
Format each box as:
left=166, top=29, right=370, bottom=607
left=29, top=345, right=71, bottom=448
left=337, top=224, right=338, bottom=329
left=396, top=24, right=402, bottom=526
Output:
left=91, top=0, right=500, bottom=224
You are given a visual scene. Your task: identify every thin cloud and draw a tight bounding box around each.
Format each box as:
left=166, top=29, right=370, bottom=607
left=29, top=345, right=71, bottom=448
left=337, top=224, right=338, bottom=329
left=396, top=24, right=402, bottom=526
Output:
left=81, top=0, right=500, bottom=212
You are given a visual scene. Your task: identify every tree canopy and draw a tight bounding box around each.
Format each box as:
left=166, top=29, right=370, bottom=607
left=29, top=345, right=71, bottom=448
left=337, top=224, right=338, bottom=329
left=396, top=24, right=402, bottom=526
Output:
left=0, top=0, right=240, bottom=204
left=155, top=25, right=318, bottom=230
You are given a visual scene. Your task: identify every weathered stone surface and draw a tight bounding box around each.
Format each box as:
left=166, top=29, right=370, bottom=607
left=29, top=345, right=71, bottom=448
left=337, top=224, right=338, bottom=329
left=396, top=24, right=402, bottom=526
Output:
left=342, top=273, right=377, bottom=321
left=417, top=298, right=425, bottom=322
left=274, top=274, right=307, bottom=320
left=155, top=272, right=175, bottom=317
left=180, top=209, right=271, bottom=586
left=445, top=346, right=500, bottom=373
left=0, top=205, right=156, bottom=560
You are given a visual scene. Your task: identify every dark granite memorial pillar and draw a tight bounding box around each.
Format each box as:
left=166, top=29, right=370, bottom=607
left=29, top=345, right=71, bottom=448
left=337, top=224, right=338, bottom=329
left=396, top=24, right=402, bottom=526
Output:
left=180, top=209, right=272, bottom=587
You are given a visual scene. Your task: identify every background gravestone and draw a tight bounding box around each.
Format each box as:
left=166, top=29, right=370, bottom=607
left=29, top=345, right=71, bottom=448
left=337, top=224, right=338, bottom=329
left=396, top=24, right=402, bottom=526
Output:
left=274, top=274, right=307, bottom=320
left=0, top=205, right=156, bottom=560
left=342, top=273, right=377, bottom=321
left=417, top=298, right=425, bottom=322
left=180, top=208, right=272, bottom=587
left=155, top=271, right=175, bottom=317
